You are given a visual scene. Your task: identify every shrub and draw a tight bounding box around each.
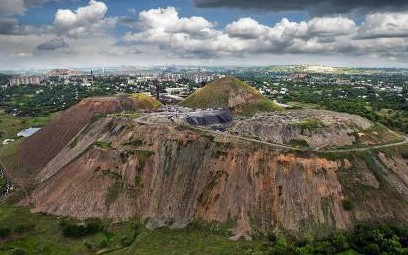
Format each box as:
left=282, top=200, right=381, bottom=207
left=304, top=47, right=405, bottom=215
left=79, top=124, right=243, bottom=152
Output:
left=84, top=241, right=94, bottom=251
left=99, top=239, right=109, bottom=248
left=272, top=237, right=288, bottom=255
left=0, top=175, right=8, bottom=195
left=120, top=235, right=132, bottom=247
left=331, top=232, right=349, bottom=251
left=0, top=227, right=11, bottom=238
left=267, top=232, right=277, bottom=243
left=85, top=218, right=103, bottom=234
left=60, top=218, right=102, bottom=238
left=364, top=243, right=380, bottom=255
left=342, top=199, right=353, bottom=211
left=133, top=223, right=141, bottom=238
left=12, top=249, right=28, bottom=255
left=14, top=224, right=35, bottom=234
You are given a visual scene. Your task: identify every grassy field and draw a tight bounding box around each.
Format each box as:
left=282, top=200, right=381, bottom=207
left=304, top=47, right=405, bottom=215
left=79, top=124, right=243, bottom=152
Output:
left=0, top=206, right=262, bottom=255
left=0, top=206, right=138, bottom=255
left=0, top=205, right=404, bottom=255
left=0, top=109, right=58, bottom=148
left=113, top=225, right=258, bottom=255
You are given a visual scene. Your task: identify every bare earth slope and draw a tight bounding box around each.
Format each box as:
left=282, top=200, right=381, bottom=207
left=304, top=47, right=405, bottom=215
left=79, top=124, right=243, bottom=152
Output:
left=4, top=95, right=161, bottom=186
left=19, top=115, right=408, bottom=238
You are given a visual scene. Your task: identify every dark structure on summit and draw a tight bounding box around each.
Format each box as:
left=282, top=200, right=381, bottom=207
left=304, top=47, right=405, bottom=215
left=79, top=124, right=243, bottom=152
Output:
left=185, top=109, right=233, bottom=126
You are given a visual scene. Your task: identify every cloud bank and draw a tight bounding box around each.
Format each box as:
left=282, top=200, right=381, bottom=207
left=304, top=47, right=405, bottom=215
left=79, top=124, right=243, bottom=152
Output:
left=37, top=38, right=69, bottom=50
left=1, top=1, right=408, bottom=69
left=193, top=0, right=408, bottom=16
left=123, top=7, right=408, bottom=61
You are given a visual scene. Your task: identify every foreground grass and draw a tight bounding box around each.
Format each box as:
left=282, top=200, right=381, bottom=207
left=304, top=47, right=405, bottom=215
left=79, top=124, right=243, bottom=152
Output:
left=114, top=226, right=257, bottom=255
left=1, top=205, right=407, bottom=255
left=0, top=206, right=137, bottom=255
left=0, top=206, right=261, bottom=255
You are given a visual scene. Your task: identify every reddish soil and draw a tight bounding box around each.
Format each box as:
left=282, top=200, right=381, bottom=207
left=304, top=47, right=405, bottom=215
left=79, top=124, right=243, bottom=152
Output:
left=18, top=96, right=148, bottom=176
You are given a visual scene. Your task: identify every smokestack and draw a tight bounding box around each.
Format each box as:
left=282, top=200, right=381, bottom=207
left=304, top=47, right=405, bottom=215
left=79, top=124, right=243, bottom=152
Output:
left=154, top=80, right=160, bottom=101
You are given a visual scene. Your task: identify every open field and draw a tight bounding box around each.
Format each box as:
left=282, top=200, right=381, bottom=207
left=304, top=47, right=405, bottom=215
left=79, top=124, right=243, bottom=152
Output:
left=0, top=109, right=58, bottom=148
left=0, top=206, right=261, bottom=255
left=0, top=205, right=405, bottom=255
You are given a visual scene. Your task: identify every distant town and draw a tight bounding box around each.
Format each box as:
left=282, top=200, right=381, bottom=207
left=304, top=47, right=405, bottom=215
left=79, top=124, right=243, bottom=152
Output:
left=1, top=65, right=408, bottom=134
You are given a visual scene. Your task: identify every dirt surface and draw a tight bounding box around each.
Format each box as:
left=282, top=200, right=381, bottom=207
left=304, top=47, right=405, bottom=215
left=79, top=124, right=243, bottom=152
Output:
left=228, top=110, right=402, bottom=149
left=18, top=115, right=408, bottom=238
left=3, top=99, right=408, bottom=239
left=11, top=96, right=159, bottom=186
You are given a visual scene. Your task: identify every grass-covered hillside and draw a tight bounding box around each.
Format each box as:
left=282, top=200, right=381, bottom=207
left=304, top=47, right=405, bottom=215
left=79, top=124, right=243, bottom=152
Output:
left=129, top=93, right=162, bottom=110
left=181, top=76, right=282, bottom=116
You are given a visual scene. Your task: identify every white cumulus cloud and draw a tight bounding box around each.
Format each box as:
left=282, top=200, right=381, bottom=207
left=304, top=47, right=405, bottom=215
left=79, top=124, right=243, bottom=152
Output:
left=52, top=0, right=116, bottom=38
left=122, top=6, right=408, bottom=62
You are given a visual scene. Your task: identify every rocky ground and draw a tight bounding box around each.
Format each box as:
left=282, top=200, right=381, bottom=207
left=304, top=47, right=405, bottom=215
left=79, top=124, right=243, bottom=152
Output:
left=228, top=110, right=401, bottom=149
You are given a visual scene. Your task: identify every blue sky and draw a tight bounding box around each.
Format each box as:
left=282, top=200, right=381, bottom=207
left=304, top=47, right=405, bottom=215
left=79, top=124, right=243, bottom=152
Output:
left=0, top=0, right=407, bottom=69
left=19, top=0, right=308, bottom=33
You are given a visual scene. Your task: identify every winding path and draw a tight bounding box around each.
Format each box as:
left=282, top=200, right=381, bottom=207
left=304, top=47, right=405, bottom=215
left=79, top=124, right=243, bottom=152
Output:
left=134, top=114, right=408, bottom=153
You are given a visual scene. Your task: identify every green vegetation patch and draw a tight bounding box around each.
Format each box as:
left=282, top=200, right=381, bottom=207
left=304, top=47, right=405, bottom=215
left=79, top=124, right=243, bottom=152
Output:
left=135, top=150, right=155, bottom=168
left=2, top=205, right=408, bottom=255
left=316, top=151, right=351, bottom=161
left=0, top=205, right=139, bottom=255
left=0, top=140, right=34, bottom=185
left=124, top=139, right=144, bottom=147
left=0, top=174, right=8, bottom=195
left=356, top=151, right=386, bottom=187
left=115, top=223, right=258, bottom=255
left=287, top=139, right=309, bottom=148
left=356, top=123, right=403, bottom=145
left=134, top=150, right=155, bottom=188
left=197, top=170, right=226, bottom=205
left=342, top=199, right=353, bottom=211
left=290, top=117, right=326, bottom=130
left=60, top=218, right=103, bottom=238
left=181, top=76, right=282, bottom=116
left=130, top=93, right=162, bottom=110
left=106, top=181, right=122, bottom=207
left=237, top=99, right=283, bottom=116
left=94, top=141, right=112, bottom=150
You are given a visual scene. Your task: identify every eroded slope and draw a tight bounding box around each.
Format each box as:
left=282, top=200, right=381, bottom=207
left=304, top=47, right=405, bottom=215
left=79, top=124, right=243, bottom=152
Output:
left=20, top=115, right=408, bottom=238
left=2, top=95, right=161, bottom=186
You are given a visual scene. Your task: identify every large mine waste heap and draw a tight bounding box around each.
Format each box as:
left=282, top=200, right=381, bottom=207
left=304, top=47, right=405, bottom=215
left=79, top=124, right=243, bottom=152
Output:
left=1, top=77, right=408, bottom=240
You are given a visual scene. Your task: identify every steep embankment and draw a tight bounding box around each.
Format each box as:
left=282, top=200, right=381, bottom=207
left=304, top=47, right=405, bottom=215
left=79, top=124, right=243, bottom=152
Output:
left=181, top=76, right=282, bottom=115
left=1, top=94, right=161, bottom=186
left=20, top=115, right=408, bottom=238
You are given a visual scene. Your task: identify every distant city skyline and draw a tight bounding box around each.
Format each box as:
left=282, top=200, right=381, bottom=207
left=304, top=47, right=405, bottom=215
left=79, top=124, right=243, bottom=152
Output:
left=1, top=0, right=408, bottom=69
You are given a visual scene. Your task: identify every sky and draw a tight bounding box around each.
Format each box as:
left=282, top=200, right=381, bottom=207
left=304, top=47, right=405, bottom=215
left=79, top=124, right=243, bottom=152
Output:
left=0, top=0, right=408, bottom=69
